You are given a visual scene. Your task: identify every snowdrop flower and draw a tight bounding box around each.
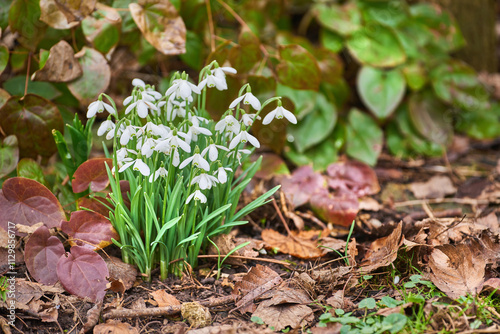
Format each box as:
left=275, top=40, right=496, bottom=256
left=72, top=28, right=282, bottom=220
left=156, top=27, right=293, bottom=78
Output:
left=262, top=104, right=297, bottom=125
left=125, top=98, right=158, bottom=118
left=139, top=138, right=156, bottom=158
left=118, top=158, right=150, bottom=176
left=229, top=92, right=261, bottom=110
left=120, top=125, right=138, bottom=146
left=97, top=120, right=115, bottom=137
left=228, top=149, right=251, bottom=165
left=215, top=166, right=232, bottom=184
left=149, top=166, right=168, bottom=182
left=87, top=100, right=116, bottom=118
left=179, top=152, right=210, bottom=171
left=166, top=99, right=188, bottom=121
left=132, top=78, right=146, bottom=88
left=201, top=143, right=229, bottom=162
left=191, top=173, right=219, bottom=190
left=116, top=148, right=136, bottom=164
left=213, top=66, right=237, bottom=80
left=241, top=113, right=261, bottom=127
left=172, top=148, right=180, bottom=167
left=229, top=130, right=260, bottom=149
left=166, top=78, right=201, bottom=101
left=215, top=115, right=240, bottom=135
left=186, top=190, right=207, bottom=204
left=198, top=73, right=227, bottom=91
left=185, top=119, right=212, bottom=143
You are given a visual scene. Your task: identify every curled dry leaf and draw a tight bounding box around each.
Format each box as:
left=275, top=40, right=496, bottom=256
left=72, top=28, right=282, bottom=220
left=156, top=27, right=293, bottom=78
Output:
left=409, top=175, right=457, bottom=199
left=40, top=0, right=80, bottom=29
left=53, top=0, right=96, bottom=23
left=0, top=177, right=65, bottom=235
left=129, top=0, right=186, bottom=55
left=25, top=225, right=65, bottom=285
left=72, top=158, right=113, bottom=193
left=428, top=243, right=486, bottom=299
left=181, top=302, right=211, bottom=329
left=232, top=264, right=283, bottom=314
left=151, top=290, right=180, bottom=307
left=207, top=234, right=261, bottom=265
left=32, top=41, right=82, bottom=82
left=359, top=222, right=403, bottom=273
left=262, top=229, right=326, bottom=259
left=82, top=301, right=102, bottom=333
left=94, top=320, right=139, bottom=334
left=104, top=256, right=138, bottom=292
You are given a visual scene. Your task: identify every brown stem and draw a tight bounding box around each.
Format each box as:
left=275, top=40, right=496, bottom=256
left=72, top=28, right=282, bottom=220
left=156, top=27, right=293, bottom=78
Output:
left=205, top=0, right=216, bottom=52
left=23, top=52, right=32, bottom=98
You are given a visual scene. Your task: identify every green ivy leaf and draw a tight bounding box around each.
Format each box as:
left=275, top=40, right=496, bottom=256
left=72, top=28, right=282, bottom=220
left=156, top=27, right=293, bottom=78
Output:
left=346, top=25, right=406, bottom=67
left=180, top=30, right=204, bottom=70
left=456, top=104, right=500, bottom=140
left=314, top=3, right=362, bottom=36
left=357, top=66, right=406, bottom=120
left=285, top=131, right=341, bottom=171
left=345, top=108, right=383, bottom=166
left=276, top=83, right=317, bottom=120
left=3, top=76, right=61, bottom=100
left=408, top=90, right=453, bottom=146
left=276, top=44, right=321, bottom=91
left=382, top=313, right=407, bottom=334
left=288, top=93, right=337, bottom=153
left=359, top=0, right=408, bottom=27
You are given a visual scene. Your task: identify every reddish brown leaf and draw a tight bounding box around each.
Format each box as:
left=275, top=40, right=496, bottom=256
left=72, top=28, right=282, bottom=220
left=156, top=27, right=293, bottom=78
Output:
left=428, top=243, right=485, bottom=299
left=232, top=264, right=283, bottom=314
left=72, top=158, right=113, bottom=193
left=254, top=153, right=290, bottom=180
left=151, top=290, right=180, bottom=307
left=61, top=210, right=118, bottom=250
left=326, top=160, right=380, bottom=197
left=57, top=245, right=109, bottom=302
left=310, top=189, right=359, bottom=227
left=281, top=165, right=326, bottom=208
left=129, top=0, right=186, bottom=55
left=32, top=40, right=83, bottom=82
left=77, top=196, right=111, bottom=217
left=0, top=177, right=65, bottom=235
left=359, top=222, right=403, bottom=273
left=261, top=229, right=325, bottom=259
left=25, top=225, right=65, bottom=285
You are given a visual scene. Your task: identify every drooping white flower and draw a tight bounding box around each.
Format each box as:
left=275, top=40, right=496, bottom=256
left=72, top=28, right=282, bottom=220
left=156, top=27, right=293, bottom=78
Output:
left=227, top=149, right=251, bottom=165
left=201, top=143, right=229, bottom=162
left=215, top=115, right=240, bottom=135
left=213, top=66, right=237, bottom=79
left=198, top=73, right=227, bottom=91
left=229, top=130, right=260, bottom=149
left=215, top=166, right=232, bottom=184
left=229, top=92, right=261, bottom=110
left=185, top=119, right=212, bottom=143
left=125, top=99, right=158, bottom=119
left=179, top=153, right=210, bottom=171
left=97, top=120, right=115, bottom=137
left=140, top=138, right=156, bottom=158
left=118, top=158, right=150, bottom=176
left=149, top=166, right=168, bottom=182
left=185, top=190, right=207, bottom=204
left=166, top=99, right=188, bottom=121
left=241, top=113, right=261, bottom=127
left=262, top=105, right=297, bottom=125
left=87, top=100, right=116, bottom=118
left=120, top=125, right=137, bottom=146
left=191, top=173, right=219, bottom=190
left=172, top=148, right=180, bottom=167
left=132, top=78, right=146, bottom=88
left=166, top=79, right=201, bottom=100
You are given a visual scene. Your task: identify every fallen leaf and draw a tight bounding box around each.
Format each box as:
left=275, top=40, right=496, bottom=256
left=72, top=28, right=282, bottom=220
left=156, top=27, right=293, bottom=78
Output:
left=268, top=287, right=312, bottom=305
left=207, top=234, right=259, bottom=265
left=280, top=165, right=327, bottom=208
left=476, top=212, right=499, bottom=235
left=15, top=280, right=44, bottom=308
left=181, top=302, right=211, bottom=328
left=53, top=0, right=96, bottom=23
left=326, top=160, right=380, bottom=196
left=428, top=243, right=485, bottom=299
left=94, top=320, right=139, bottom=334
left=311, top=322, right=342, bottom=334
left=252, top=299, right=314, bottom=331
left=129, top=0, right=186, bottom=55
left=410, top=175, right=457, bottom=199
left=326, top=290, right=356, bottom=310
left=40, top=0, right=80, bottom=29
left=359, top=222, right=403, bottom=273
left=104, top=256, right=138, bottom=292
left=310, top=189, right=359, bottom=227
left=15, top=222, right=44, bottom=235
left=481, top=278, right=500, bottom=295
left=82, top=301, right=102, bottom=333
left=232, top=264, right=283, bottom=314
left=32, top=41, right=82, bottom=82
left=151, top=290, right=180, bottom=307
left=261, top=229, right=324, bottom=259
left=310, top=266, right=352, bottom=284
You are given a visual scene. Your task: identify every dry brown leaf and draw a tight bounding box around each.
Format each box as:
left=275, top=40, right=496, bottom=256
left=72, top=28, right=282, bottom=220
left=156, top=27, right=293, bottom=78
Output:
left=129, top=0, right=186, bottom=55
left=310, top=266, right=352, bottom=284
left=54, top=0, right=96, bottom=22
left=82, top=3, right=121, bottom=48
left=232, top=264, right=283, bottom=314
left=32, top=41, right=82, bottom=82
left=262, top=229, right=333, bottom=259
left=409, top=175, right=456, bottom=199
left=27, top=298, right=58, bottom=322
left=207, top=235, right=259, bottom=266
left=252, top=299, right=314, bottom=331
left=428, top=243, right=485, bottom=299
left=94, top=320, right=139, bottom=334
left=476, top=212, right=499, bottom=234
left=0, top=227, right=8, bottom=248
left=311, top=322, right=342, bottom=334
left=326, top=290, right=356, bottom=310
left=359, top=222, right=403, bottom=273
left=151, top=289, right=181, bottom=307
left=268, top=287, right=312, bottom=306
left=375, top=303, right=412, bottom=316
left=82, top=301, right=102, bottom=333
left=40, top=0, right=80, bottom=29
left=181, top=302, right=211, bottom=328
left=0, top=316, right=11, bottom=334
left=104, top=256, right=137, bottom=291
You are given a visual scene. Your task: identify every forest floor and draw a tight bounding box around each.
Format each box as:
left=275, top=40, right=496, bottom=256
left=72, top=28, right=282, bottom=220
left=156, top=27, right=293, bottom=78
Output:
left=2, top=136, right=500, bottom=334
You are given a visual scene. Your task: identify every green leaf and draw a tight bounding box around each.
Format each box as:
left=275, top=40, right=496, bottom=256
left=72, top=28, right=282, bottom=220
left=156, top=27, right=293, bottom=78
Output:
left=345, top=108, right=383, bottom=166
left=228, top=29, right=262, bottom=73
left=288, top=93, right=337, bottom=153
left=393, top=19, right=435, bottom=60
left=357, top=66, right=405, bottom=120
left=455, top=104, right=500, bottom=140
left=16, top=158, right=47, bottom=186
left=346, top=25, right=406, bottom=67
left=276, top=83, right=317, bottom=120
left=82, top=3, right=122, bottom=55
left=408, top=90, right=452, bottom=146
left=402, top=62, right=427, bottom=91
left=67, top=47, right=111, bottom=106
left=3, top=76, right=61, bottom=100
left=382, top=313, right=407, bottom=334
left=320, top=29, right=344, bottom=53
left=0, top=94, right=64, bottom=159
left=276, top=44, right=321, bottom=91
left=180, top=30, right=203, bottom=70
left=431, top=59, right=490, bottom=112
left=9, top=0, right=46, bottom=51
left=358, top=297, right=376, bottom=309
left=314, top=3, right=362, bottom=36
left=359, top=0, right=408, bottom=27
left=0, top=44, right=9, bottom=76
left=0, top=135, right=19, bottom=178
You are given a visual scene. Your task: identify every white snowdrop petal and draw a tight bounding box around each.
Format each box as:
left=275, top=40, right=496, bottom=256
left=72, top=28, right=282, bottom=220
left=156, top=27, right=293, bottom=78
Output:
left=125, top=102, right=137, bottom=115
left=123, top=96, right=133, bottom=106
left=247, top=133, right=260, bottom=148
left=179, top=156, right=193, bottom=169
left=132, top=78, right=146, bottom=87
left=283, top=108, right=297, bottom=124
left=199, top=159, right=210, bottom=171
left=262, top=110, right=276, bottom=125
left=220, top=67, right=237, bottom=74
left=118, top=160, right=134, bottom=173
left=103, top=102, right=116, bottom=115
left=137, top=101, right=149, bottom=118
left=229, top=95, right=245, bottom=109
left=208, top=146, right=218, bottom=161
left=177, top=139, right=191, bottom=153
left=245, top=94, right=261, bottom=110
left=229, top=133, right=242, bottom=149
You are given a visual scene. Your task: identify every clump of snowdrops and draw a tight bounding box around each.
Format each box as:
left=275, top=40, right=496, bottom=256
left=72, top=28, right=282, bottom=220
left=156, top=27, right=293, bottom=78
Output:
left=87, top=61, right=297, bottom=280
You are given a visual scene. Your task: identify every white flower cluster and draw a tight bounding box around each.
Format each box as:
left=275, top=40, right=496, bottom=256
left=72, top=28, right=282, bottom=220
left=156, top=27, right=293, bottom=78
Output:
left=90, top=62, right=297, bottom=205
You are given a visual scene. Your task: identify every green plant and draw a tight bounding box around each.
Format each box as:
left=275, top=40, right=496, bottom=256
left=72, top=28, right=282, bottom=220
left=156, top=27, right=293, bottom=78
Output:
left=320, top=219, right=355, bottom=266
left=0, top=276, right=7, bottom=302
left=207, top=237, right=250, bottom=279
left=92, top=61, right=295, bottom=280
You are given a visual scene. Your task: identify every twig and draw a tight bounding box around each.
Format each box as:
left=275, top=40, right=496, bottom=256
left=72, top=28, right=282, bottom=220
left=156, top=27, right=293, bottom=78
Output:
left=205, top=0, right=216, bottom=52
left=394, top=198, right=492, bottom=207
left=197, top=254, right=292, bottom=268
left=272, top=198, right=293, bottom=236
left=295, top=210, right=327, bottom=229
left=23, top=52, right=32, bottom=98
left=103, top=295, right=236, bottom=320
